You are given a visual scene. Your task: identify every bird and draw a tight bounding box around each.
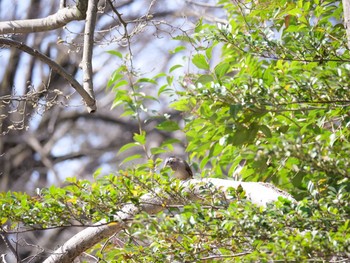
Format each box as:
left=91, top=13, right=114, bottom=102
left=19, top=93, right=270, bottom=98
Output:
left=165, top=156, right=193, bottom=180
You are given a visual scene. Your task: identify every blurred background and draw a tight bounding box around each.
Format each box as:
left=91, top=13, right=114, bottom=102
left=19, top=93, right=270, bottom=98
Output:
left=0, top=1, right=224, bottom=259
left=0, top=0, right=224, bottom=191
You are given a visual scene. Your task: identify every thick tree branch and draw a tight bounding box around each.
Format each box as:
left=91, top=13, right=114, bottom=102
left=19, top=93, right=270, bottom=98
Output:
left=0, top=38, right=96, bottom=112
left=43, top=178, right=295, bottom=263
left=80, top=0, right=99, bottom=102
left=0, top=2, right=87, bottom=35
left=342, top=0, right=350, bottom=49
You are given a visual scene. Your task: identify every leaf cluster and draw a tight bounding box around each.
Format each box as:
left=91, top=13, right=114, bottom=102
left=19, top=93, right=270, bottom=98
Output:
left=169, top=0, right=350, bottom=199
left=99, top=185, right=350, bottom=262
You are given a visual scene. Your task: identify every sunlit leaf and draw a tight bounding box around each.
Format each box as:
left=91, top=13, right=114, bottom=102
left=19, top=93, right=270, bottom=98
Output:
left=192, top=54, right=209, bottom=70
left=118, top=142, right=140, bottom=154
left=106, top=50, right=123, bottom=59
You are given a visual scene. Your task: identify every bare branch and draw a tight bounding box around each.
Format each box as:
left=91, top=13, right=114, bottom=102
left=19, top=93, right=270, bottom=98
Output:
left=0, top=38, right=96, bottom=112
left=0, top=2, right=87, bottom=35
left=0, top=254, right=8, bottom=263
left=59, top=0, right=67, bottom=9
left=81, top=0, right=99, bottom=103
left=107, top=0, right=128, bottom=29
left=342, top=0, right=350, bottom=49
left=43, top=205, right=138, bottom=263
left=0, top=234, right=18, bottom=262
left=185, top=0, right=224, bottom=8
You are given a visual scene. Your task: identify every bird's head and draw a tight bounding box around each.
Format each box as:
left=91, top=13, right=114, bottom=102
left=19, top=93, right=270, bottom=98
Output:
left=165, top=156, right=181, bottom=171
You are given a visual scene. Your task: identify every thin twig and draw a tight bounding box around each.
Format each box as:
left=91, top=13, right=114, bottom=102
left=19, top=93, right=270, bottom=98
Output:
left=200, top=251, right=252, bottom=260
left=107, top=0, right=134, bottom=68
left=107, top=0, right=128, bottom=29
left=0, top=38, right=96, bottom=112
left=0, top=234, right=18, bottom=262
left=185, top=0, right=224, bottom=8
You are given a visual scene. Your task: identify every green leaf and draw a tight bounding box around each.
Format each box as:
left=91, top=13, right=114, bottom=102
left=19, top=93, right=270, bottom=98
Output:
left=158, top=84, right=172, bottom=96
left=150, top=147, right=167, bottom=155
left=169, top=46, right=186, bottom=54
left=229, top=104, right=243, bottom=119
left=156, top=121, right=180, bottom=131
left=106, top=50, right=123, bottom=59
left=107, top=71, right=124, bottom=88
left=133, top=132, right=146, bottom=145
left=120, top=154, right=143, bottom=165
left=214, top=62, right=230, bottom=78
left=231, top=126, right=249, bottom=146
left=0, top=217, right=7, bottom=225
left=194, top=19, right=203, bottom=33
left=192, top=54, right=209, bottom=70
left=195, top=75, right=214, bottom=85
left=93, top=168, right=102, bottom=179
left=173, top=35, right=192, bottom=42
left=113, top=79, right=128, bottom=89
left=200, top=156, right=210, bottom=169
left=210, top=142, right=223, bottom=156
left=288, top=8, right=302, bottom=16
left=118, top=142, right=140, bottom=154
left=137, top=78, right=157, bottom=84
left=161, top=138, right=181, bottom=147
left=278, top=125, right=289, bottom=134
left=260, top=125, right=272, bottom=138
left=205, top=45, right=214, bottom=60
left=166, top=76, right=174, bottom=86
left=169, top=64, right=183, bottom=73
left=170, top=99, right=192, bottom=111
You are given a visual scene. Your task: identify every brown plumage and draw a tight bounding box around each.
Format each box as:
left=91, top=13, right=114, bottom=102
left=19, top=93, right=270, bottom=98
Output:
left=165, top=156, right=193, bottom=180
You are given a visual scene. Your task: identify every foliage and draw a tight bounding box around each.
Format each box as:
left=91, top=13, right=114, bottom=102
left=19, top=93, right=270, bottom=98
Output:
left=104, top=0, right=350, bottom=260
left=171, top=0, right=350, bottom=200
left=1, top=0, right=350, bottom=262
left=1, top=172, right=349, bottom=262
left=103, top=189, right=349, bottom=262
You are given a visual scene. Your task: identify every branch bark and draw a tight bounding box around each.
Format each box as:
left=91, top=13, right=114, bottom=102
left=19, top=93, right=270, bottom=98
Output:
left=0, top=38, right=96, bottom=112
left=0, top=2, right=87, bottom=34
left=43, top=178, right=295, bottom=263
left=343, top=0, right=350, bottom=49
left=80, top=0, right=99, bottom=102
left=0, top=0, right=98, bottom=112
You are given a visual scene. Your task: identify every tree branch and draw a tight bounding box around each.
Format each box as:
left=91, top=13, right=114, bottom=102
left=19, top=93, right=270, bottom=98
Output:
left=0, top=38, right=96, bottom=112
left=342, top=0, right=350, bottom=49
left=0, top=2, right=87, bottom=35
left=80, top=0, right=99, bottom=103
left=200, top=251, right=252, bottom=260
left=43, top=178, right=295, bottom=263
left=25, top=134, right=60, bottom=182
